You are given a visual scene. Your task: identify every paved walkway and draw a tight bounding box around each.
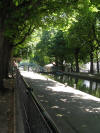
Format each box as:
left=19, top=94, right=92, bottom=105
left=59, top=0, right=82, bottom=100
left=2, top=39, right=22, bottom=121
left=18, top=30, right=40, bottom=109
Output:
left=20, top=70, right=100, bottom=133
left=0, top=88, right=14, bottom=133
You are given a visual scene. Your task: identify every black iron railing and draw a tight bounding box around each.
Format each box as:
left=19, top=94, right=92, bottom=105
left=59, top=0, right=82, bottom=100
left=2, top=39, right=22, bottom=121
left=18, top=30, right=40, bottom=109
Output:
left=15, top=69, right=60, bottom=133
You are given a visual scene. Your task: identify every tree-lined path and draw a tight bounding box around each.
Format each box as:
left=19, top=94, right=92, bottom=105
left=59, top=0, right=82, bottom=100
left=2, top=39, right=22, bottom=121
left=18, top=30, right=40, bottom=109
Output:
left=20, top=70, right=100, bottom=133
left=1, top=0, right=100, bottom=132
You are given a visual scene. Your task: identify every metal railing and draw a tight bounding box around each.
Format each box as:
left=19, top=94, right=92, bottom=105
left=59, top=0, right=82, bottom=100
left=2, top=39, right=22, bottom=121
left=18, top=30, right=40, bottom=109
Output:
left=15, top=68, right=60, bottom=133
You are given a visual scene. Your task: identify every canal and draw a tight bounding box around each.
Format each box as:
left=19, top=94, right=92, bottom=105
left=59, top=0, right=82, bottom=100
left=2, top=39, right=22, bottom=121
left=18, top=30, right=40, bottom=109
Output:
left=47, top=74, right=100, bottom=98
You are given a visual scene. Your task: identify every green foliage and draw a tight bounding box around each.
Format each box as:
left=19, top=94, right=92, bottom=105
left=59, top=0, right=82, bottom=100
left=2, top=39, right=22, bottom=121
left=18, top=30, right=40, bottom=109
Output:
left=33, top=30, right=52, bottom=66
left=0, top=0, right=79, bottom=41
left=31, top=0, right=100, bottom=73
left=1, top=0, right=100, bottom=73
left=49, top=30, right=67, bottom=59
left=13, top=44, right=33, bottom=59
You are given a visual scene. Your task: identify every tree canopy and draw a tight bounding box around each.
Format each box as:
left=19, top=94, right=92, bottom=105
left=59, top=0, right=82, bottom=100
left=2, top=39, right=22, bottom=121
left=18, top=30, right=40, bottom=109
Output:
left=29, top=0, right=100, bottom=73
left=0, top=0, right=100, bottom=88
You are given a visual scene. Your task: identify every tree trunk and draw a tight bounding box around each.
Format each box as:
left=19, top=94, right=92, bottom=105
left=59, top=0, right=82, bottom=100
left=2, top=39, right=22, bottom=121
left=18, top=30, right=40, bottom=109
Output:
left=90, top=45, right=94, bottom=74
left=75, top=48, right=80, bottom=73
left=55, top=56, right=59, bottom=67
left=89, top=80, right=93, bottom=94
left=70, top=62, right=74, bottom=72
left=60, top=57, right=64, bottom=71
left=0, top=4, right=14, bottom=90
left=75, top=78, right=78, bottom=85
left=0, top=36, right=13, bottom=89
left=96, top=50, right=99, bottom=73
left=0, top=29, right=5, bottom=89
left=3, top=40, right=13, bottom=76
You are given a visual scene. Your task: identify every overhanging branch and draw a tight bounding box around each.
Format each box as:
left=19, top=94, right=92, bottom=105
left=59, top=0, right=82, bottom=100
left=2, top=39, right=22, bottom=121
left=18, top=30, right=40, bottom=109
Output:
left=14, top=25, right=35, bottom=47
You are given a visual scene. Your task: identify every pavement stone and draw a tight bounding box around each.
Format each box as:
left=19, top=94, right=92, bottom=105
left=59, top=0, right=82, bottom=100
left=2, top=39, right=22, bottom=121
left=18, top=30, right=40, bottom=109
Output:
left=0, top=89, right=13, bottom=133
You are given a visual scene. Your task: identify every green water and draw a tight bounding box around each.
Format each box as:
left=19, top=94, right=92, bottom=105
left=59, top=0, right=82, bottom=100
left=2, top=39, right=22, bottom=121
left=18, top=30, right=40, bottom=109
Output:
left=49, top=74, right=100, bottom=98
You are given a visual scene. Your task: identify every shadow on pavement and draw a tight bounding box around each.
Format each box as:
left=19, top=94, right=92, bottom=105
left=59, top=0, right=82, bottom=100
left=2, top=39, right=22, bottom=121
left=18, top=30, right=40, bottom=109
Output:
left=23, top=76, right=100, bottom=133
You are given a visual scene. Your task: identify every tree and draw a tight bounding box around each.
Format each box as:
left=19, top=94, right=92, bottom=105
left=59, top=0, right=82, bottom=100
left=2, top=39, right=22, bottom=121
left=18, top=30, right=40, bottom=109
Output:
left=33, top=30, right=68, bottom=71
left=66, top=0, right=100, bottom=73
left=67, top=18, right=89, bottom=72
left=34, top=30, right=51, bottom=66
left=26, top=0, right=100, bottom=74
left=48, top=30, right=67, bottom=71
left=0, top=0, right=79, bottom=89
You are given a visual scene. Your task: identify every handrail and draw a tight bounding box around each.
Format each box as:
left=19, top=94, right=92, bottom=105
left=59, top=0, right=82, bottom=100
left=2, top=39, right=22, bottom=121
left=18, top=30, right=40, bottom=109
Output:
left=23, top=77, right=60, bottom=133
left=16, top=68, right=60, bottom=133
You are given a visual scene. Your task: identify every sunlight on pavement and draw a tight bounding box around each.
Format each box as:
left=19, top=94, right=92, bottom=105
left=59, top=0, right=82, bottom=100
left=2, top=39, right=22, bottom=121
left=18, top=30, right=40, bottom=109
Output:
left=60, top=99, right=67, bottom=102
left=47, top=85, right=100, bottom=102
left=84, top=107, right=100, bottom=113
left=20, top=70, right=100, bottom=102
left=20, top=70, right=47, bottom=80
left=51, top=106, right=59, bottom=109
left=56, top=114, right=63, bottom=117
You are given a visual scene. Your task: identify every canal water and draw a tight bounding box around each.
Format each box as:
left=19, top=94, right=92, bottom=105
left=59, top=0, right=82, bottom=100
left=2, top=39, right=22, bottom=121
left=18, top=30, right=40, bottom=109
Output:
left=48, top=74, right=100, bottom=98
